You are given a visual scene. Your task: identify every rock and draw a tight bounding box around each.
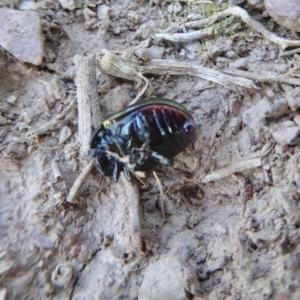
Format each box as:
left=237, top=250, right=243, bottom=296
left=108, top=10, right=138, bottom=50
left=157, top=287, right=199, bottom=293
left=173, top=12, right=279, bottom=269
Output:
left=0, top=288, right=7, bottom=300
left=281, top=84, right=293, bottom=93
left=247, top=0, right=264, bottom=10
left=273, top=295, right=290, bottom=300
left=182, top=266, right=201, bottom=296
left=226, top=117, right=241, bottom=138
left=0, top=116, right=8, bottom=125
left=185, top=41, right=201, bottom=60
left=230, top=0, right=246, bottom=4
left=135, top=20, right=159, bottom=40
left=168, top=3, right=183, bottom=15
left=47, top=75, right=67, bottom=100
left=242, top=98, right=271, bottom=133
left=271, top=126, right=300, bottom=146
left=228, top=57, right=249, bottom=69
left=58, top=0, right=75, bottom=10
left=225, top=50, right=238, bottom=59
left=97, top=5, right=110, bottom=21
left=166, top=230, right=200, bottom=261
left=6, top=95, right=17, bottom=104
left=0, top=8, right=44, bottom=65
left=207, top=256, right=229, bottom=273
left=265, top=0, right=300, bottom=32
left=265, top=101, right=289, bottom=118
left=139, top=257, right=186, bottom=300
left=286, top=87, right=300, bottom=111
left=59, top=126, right=72, bottom=144
left=135, top=46, right=165, bottom=60
left=51, top=264, right=73, bottom=288
left=270, top=120, right=295, bottom=131
left=207, top=39, right=233, bottom=59
left=229, top=96, right=242, bottom=116
left=294, top=115, right=300, bottom=126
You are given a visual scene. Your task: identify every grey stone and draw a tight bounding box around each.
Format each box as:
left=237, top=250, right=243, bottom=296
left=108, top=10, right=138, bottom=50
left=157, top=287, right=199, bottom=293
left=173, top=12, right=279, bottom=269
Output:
left=265, top=0, right=300, bottom=32
left=139, top=257, right=186, bottom=300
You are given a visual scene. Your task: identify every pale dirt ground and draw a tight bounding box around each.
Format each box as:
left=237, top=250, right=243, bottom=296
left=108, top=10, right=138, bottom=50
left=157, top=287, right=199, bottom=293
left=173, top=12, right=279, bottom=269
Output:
left=1, top=1, right=300, bottom=300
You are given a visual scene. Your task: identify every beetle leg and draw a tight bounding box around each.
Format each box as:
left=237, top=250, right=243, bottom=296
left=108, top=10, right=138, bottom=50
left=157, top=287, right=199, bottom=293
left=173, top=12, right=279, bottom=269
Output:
left=91, top=149, right=105, bottom=174
left=135, top=113, right=150, bottom=142
left=153, top=109, right=166, bottom=137
left=123, top=165, right=132, bottom=182
left=92, top=157, right=104, bottom=174
left=130, top=147, right=172, bottom=168
left=149, top=151, right=172, bottom=166
left=112, top=160, right=119, bottom=182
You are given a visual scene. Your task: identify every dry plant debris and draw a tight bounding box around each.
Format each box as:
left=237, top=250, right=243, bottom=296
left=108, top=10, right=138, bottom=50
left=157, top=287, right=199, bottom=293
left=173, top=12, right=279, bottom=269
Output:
left=202, top=158, right=262, bottom=183
left=2, top=0, right=300, bottom=299
left=185, top=5, right=300, bottom=50
left=97, top=49, right=256, bottom=92
left=74, top=54, right=99, bottom=155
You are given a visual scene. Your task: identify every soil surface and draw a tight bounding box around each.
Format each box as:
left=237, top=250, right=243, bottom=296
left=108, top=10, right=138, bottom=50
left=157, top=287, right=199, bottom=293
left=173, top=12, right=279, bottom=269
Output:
left=1, top=1, right=300, bottom=300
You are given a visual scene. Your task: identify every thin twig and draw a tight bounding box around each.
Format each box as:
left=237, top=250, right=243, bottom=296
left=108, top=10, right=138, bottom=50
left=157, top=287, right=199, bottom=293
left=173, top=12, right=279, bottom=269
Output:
left=119, top=174, right=143, bottom=252
left=154, top=27, right=213, bottom=43
left=140, top=59, right=256, bottom=89
left=280, top=48, right=300, bottom=58
left=202, top=158, right=262, bottom=183
left=66, top=160, right=94, bottom=203
left=97, top=5, right=110, bottom=49
left=153, top=170, right=165, bottom=225
left=224, top=69, right=300, bottom=86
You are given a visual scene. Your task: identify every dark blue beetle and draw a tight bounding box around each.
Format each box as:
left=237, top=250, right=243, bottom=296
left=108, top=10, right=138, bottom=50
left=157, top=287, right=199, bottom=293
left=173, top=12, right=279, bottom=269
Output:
left=90, top=98, right=197, bottom=182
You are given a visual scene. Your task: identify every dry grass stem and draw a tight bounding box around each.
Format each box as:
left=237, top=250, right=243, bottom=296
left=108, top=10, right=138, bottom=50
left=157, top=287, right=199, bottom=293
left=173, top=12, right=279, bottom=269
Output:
left=247, top=142, right=275, bottom=159
left=224, top=69, right=300, bottom=86
left=140, top=59, right=256, bottom=89
left=74, top=54, right=99, bottom=156
left=66, top=160, right=94, bottom=203
left=119, top=174, right=143, bottom=252
left=153, top=170, right=166, bottom=225
left=96, top=49, right=256, bottom=91
left=185, top=6, right=300, bottom=50
left=154, top=27, right=213, bottom=43
left=202, top=158, right=262, bottom=183
left=280, top=48, right=300, bottom=58
left=97, top=5, right=110, bottom=49
left=97, top=49, right=148, bottom=104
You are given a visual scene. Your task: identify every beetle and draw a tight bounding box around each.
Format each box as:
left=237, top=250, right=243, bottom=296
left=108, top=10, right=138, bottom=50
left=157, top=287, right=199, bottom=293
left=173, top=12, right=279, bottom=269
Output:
left=90, top=98, right=197, bottom=182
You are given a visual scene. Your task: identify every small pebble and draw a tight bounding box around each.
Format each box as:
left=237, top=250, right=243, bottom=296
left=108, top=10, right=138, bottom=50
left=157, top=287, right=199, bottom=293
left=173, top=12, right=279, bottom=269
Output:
left=0, top=288, right=7, bottom=300
left=273, top=294, right=290, bottom=300
left=70, top=245, right=81, bottom=258
left=173, top=2, right=183, bottom=14
left=0, top=115, right=8, bottom=125
left=265, top=101, right=289, bottom=118
left=266, top=89, right=275, bottom=98
left=59, top=126, right=72, bottom=144
left=58, top=0, right=75, bottom=10
left=229, top=97, right=241, bottom=116
left=247, top=0, right=264, bottom=10
left=271, top=126, right=300, bottom=146
left=293, top=115, right=300, bottom=126
left=6, top=95, right=17, bottom=104
left=265, top=0, right=300, bottom=32
left=87, top=206, right=95, bottom=214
